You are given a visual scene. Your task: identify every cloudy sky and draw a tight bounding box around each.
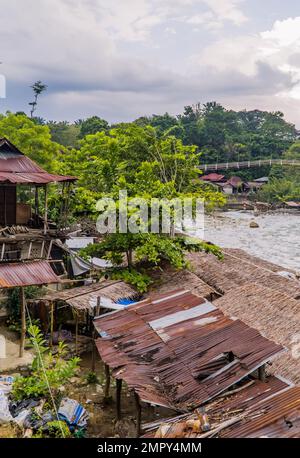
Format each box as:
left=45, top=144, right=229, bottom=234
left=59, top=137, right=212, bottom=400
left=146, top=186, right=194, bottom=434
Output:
left=0, top=0, right=300, bottom=125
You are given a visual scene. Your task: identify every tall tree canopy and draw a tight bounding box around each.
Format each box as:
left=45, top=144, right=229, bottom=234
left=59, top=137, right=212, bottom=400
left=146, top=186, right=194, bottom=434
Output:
left=0, top=112, right=60, bottom=170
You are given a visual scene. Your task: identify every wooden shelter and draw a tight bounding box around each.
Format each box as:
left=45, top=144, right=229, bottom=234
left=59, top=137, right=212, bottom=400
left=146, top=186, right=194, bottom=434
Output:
left=0, top=260, right=61, bottom=356
left=0, top=138, right=77, bottom=264
left=29, top=279, right=138, bottom=355
left=93, top=289, right=284, bottom=435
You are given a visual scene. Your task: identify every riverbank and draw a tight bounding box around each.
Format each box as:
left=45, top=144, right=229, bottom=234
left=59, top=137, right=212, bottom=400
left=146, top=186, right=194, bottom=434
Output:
left=199, top=210, right=300, bottom=270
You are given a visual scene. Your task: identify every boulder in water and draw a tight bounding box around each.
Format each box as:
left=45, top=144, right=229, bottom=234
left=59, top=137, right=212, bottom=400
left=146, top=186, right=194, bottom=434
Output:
left=250, top=220, right=259, bottom=228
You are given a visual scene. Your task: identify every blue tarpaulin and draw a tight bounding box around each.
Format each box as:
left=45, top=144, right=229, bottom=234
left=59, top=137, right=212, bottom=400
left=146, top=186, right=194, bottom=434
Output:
left=116, top=298, right=136, bottom=306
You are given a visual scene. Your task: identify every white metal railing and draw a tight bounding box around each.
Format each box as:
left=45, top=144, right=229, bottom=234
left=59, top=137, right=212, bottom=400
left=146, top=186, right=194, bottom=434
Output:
left=200, top=159, right=300, bottom=171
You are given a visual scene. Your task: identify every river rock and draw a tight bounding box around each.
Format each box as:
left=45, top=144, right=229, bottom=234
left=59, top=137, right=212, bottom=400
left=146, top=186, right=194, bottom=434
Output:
left=250, top=220, right=259, bottom=228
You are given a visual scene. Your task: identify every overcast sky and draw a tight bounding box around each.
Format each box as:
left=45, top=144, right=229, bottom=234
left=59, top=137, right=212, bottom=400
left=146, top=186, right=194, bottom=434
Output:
left=0, top=0, right=300, bottom=125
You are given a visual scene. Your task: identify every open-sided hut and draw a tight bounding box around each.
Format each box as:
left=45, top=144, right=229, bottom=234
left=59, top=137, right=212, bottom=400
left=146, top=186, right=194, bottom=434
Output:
left=29, top=279, right=138, bottom=353
left=0, top=137, right=77, bottom=265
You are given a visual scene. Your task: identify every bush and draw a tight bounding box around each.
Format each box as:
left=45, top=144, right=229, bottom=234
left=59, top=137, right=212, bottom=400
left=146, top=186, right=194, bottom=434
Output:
left=12, top=325, right=80, bottom=401
left=47, top=421, right=71, bottom=438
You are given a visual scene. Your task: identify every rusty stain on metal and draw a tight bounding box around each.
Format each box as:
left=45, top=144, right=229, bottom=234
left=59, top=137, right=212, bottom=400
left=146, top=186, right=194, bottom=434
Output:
left=94, top=289, right=284, bottom=411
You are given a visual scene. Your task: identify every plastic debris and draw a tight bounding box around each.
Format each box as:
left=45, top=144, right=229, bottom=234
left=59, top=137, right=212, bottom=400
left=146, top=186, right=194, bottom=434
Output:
left=0, top=390, right=13, bottom=424
left=58, top=398, right=89, bottom=428
left=0, top=376, right=14, bottom=424
left=0, top=376, right=14, bottom=394
left=23, top=411, right=54, bottom=430
left=10, top=398, right=40, bottom=417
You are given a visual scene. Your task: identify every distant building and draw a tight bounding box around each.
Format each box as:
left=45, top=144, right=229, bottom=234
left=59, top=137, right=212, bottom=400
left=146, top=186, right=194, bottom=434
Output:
left=200, top=173, right=226, bottom=183
left=215, top=176, right=247, bottom=194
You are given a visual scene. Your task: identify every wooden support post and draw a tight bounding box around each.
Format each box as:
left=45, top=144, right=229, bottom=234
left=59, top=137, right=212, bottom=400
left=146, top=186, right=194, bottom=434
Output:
left=134, top=391, right=142, bottom=437
left=27, top=241, right=32, bottom=259
left=1, top=243, right=5, bottom=261
left=91, top=321, right=96, bottom=373
left=40, top=241, right=45, bottom=258
left=19, top=287, right=26, bottom=358
left=50, top=302, right=54, bottom=349
left=116, top=379, right=122, bottom=420
left=258, top=364, right=266, bottom=382
left=34, top=186, right=39, bottom=226
left=104, top=364, right=111, bottom=399
left=91, top=297, right=101, bottom=372
left=47, top=239, right=53, bottom=259
left=75, top=312, right=79, bottom=355
left=43, top=184, right=48, bottom=235
left=58, top=182, right=65, bottom=231
left=3, top=186, right=7, bottom=226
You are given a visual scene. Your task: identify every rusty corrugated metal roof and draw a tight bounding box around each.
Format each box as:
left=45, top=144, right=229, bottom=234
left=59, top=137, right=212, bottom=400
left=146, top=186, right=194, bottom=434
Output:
left=0, top=137, right=76, bottom=184
left=143, top=376, right=293, bottom=438
left=0, top=260, right=60, bottom=287
left=94, top=289, right=284, bottom=411
left=221, top=386, right=300, bottom=438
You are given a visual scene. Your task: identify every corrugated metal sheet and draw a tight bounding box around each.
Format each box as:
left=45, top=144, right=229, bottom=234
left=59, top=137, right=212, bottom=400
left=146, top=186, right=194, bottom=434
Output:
left=0, top=138, right=76, bottom=184
left=94, top=289, right=284, bottom=411
left=0, top=261, right=60, bottom=287
left=0, top=171, right=76, bottom=184
left=222, top=386, right=300, bottom=438
left=143, top=376, right=292, bottom=437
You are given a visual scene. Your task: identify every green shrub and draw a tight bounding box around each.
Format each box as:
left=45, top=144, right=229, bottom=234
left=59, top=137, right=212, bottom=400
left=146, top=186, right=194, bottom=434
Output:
left=86, top=372, right=99, bottom=384
left=47, top=421, right=71, bottom=438
left=12, top=325, right=80, bottom=401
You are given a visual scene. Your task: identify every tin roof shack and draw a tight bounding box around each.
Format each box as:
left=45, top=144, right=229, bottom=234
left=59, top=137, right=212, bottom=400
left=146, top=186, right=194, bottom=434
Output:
left=29, top=279, right=138, bottom=355
left=144, top=380, right=300, bottom=438
left=94, top=289, right=284, bottom=435
left=0, top=138, right=77, bottom=267
left=0, top=260, right=61, bottom=356
left=214, top=176, right=248, bottom=195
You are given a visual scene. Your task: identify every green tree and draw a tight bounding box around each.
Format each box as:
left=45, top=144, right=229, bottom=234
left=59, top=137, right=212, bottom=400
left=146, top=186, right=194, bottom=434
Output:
left=47, top=120, right=80, bottom=148
left=29, top=81, right=47, bottom=118
left=0, top=112, right=61, bottom=170
left=79, top=116, right=109, bottom=138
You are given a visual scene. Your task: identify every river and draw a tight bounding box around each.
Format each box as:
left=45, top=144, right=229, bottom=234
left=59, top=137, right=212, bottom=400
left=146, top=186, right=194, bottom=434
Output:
left=192, top=210, right=300, bottom=271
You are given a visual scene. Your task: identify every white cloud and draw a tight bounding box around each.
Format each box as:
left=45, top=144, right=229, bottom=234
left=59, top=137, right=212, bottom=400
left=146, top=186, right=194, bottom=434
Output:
left=89, top=0, right=248, bottom=42
left=203, top=0, right=247, bottom=26
left=191, top=16, right=300, bottom=102
left=1, top=0, right=300, bottom=127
